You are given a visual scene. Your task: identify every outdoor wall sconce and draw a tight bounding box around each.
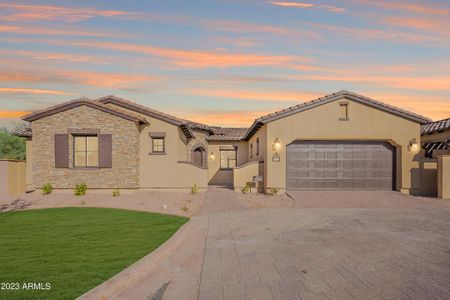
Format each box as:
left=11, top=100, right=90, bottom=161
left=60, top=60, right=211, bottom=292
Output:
left=273, top=138, right=282, bottom=152
left=209, top=152, right=215, bottom=160
left=408, top=138, right=419, bottom=153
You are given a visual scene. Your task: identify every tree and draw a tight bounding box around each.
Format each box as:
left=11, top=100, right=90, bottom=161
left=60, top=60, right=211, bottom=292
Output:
left=0, top=124, right=27, bottom=160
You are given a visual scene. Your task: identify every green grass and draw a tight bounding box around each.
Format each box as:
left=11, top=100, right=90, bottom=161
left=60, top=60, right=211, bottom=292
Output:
left=0, top=207, right=188, bottom=300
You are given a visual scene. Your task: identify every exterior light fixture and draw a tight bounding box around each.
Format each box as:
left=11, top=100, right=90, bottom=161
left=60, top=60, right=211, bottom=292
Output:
left=210, top=152, right=215, bottom=160
left=273, top=138, right=282, bottom=152
left=408, top=138, right=419, bottom=153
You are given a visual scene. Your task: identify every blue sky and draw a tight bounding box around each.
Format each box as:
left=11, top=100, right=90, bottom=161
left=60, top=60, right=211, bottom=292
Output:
left=0, top=0, right=449, bottom=127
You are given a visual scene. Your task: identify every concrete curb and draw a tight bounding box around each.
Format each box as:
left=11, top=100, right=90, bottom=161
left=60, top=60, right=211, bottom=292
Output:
left=77, top=217, right=199, bottom=300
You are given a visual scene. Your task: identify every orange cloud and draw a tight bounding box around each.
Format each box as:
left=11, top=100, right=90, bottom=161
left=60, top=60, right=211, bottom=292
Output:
left=0, top=3, right=133, bottom=22
left=0, top=25, right=123, bottom=37
left=61, top=40, right=313, bottom=69
left=271, top=1, right=346, bottom=12
left=290, top=74, right=450, bottom=91
left=306, top=22, right=445, bottom=45
left=180, top=111, right=269, bottom=127
left=368, top=93, right=450, bottom=121
left=0, top=69, right=162, bottom=88
left=0, top=88, right=74, bottom=95
left=181, top=91, right=450, bottom=126
left=0, top=110, right=31, bottom=118
left=0, top=49, right=107, bottom=64
left=184, top=88, right=323, bottom=102
left=381, top=17, right=450, bottom=37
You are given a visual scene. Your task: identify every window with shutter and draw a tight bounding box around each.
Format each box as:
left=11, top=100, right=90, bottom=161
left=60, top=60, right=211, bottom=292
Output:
left=98, top=134, right=112, bottom=168
left=54, top=134, right=69, bottom=168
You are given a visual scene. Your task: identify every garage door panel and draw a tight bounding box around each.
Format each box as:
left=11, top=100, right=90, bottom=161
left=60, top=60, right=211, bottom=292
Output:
left=286, top=141, right=395, bottom=191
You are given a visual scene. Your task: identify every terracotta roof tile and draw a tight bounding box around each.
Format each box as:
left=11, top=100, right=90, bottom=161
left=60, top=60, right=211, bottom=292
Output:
left=22, top=97, right=147, bottom=124
left=421, top=118, right=450, bottom=135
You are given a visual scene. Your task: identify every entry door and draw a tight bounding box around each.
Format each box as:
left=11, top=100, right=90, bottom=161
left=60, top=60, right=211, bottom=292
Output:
left=286, top=141, right=395, bottom=190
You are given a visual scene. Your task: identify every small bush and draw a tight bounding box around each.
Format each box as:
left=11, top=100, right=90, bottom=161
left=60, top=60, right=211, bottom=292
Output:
left=74, top=183, right=87, bottom=196
left=42, top=182, right=52, bottom=195
left=181, top=205, right=188, bottom=212
left=191, top=184, right=198, bottom=194
left=267, top=187, right=279, bottom=196
left=241, top=182, right=252, bottom=194
left=112, top=189, right=120, bottom=197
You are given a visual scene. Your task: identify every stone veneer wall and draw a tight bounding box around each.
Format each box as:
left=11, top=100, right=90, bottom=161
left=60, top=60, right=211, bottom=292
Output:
left=32, top=105, right=140, bottom=189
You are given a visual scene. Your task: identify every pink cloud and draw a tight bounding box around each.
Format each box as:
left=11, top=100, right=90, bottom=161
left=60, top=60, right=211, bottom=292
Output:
left=271, top=1, right=346, bottom=12
left=0, top=25, right=124, bottom=38
left=183, top=88, right=323, bottom=102
left=0, top=69, right=162, bottom=88
left=0, top=3, right=134, bottom=22
left=58, top=40, right=314, bottom=69
left=350, top=0, right=450, bottom=16
left=0, top=88, right=75, bottom=95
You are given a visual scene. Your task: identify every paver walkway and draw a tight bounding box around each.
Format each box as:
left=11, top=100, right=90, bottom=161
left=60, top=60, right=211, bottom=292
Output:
left=108, top=187, right=450, bottom=300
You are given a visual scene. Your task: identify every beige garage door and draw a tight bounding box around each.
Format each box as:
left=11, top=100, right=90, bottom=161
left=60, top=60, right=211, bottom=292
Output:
left=286, top=141, right=395, bottom=190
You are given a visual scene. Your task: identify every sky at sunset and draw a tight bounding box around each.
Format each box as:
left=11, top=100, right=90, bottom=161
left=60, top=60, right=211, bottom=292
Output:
left=0, top=0, right=449, bottom=128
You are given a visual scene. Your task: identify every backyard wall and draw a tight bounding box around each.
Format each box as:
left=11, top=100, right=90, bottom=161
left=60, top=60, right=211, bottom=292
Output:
left=233, top=161, right=264, bottom=193
left=438, top=155, right=450, bottom=199
left=0, top=160, right=26, bottom=199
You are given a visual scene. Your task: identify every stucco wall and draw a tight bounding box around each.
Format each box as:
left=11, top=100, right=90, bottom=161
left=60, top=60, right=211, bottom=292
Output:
left=31, top=105, right=140, bottom=189
left=247, top=125, right=267, bottom=162
left=263, top=97, right=422, bottom=194
left=104, top=103, right=208, bottom=189
left=208, top=141, right=248, bottom=186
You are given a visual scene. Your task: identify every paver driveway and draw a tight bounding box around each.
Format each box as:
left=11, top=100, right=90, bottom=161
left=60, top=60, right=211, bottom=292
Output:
left=116, top=187, right=450, bottom=300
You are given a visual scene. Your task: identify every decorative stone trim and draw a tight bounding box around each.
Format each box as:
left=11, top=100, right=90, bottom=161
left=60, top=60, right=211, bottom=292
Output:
left=148, top=152, right=167, bottom=155
left=68, top=128, right=100, bottom=134
left=149, top=132, right=166, bottom=138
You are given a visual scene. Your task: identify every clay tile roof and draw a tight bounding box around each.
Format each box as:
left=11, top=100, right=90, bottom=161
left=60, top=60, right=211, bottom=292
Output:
left=207, top=127, right=248, bottom=141
left=22, top=97, right=148, bottom=124
left=96, top=95, right=216, bottom=138
left=244, top=90, right=432, bottom=140
left=421, top=118, right=450, bottom=135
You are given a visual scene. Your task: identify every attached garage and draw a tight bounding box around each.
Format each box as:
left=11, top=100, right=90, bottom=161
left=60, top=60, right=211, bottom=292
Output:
left=286, top=141, right=395, bottom=191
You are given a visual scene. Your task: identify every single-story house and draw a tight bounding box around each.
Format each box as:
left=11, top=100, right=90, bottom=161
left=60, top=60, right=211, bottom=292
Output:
left=19, top=90, right=445, bottom=195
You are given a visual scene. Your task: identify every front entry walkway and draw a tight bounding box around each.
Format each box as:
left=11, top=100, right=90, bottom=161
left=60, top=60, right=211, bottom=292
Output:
left=88, top=186, right=450, bottom=300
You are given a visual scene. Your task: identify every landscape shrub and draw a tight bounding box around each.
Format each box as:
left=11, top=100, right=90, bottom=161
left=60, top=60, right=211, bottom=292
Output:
left=112, top=189, right=120, bottom=197
left=191, top=184, right=198, bottom=194
left=74, top=183, right=87, bottom=196
left=42, top=183, right=52, bottom=195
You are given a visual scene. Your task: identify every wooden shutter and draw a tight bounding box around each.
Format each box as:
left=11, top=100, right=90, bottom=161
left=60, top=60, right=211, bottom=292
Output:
left=98, top=134, right=112, bottom=168
left=54, top=134, right=69, bottom=168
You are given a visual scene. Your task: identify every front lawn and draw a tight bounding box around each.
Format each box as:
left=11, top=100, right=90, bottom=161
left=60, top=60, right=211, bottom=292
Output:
left=0, top=207, right=188, bottom=299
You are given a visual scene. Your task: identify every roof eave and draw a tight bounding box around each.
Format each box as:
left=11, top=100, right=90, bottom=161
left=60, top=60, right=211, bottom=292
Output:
left=22, top=101, right=147, bottom=124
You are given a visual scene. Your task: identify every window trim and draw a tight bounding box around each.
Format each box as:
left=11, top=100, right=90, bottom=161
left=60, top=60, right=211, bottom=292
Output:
left=73, top=134, right=99, bottom=169
left=256, top=138, right=260, bottom=155
left=339, top=102, right=349, bottom=121
left=220, top=149, right=237, bottom=170
left=151, top=137, right=166, bottom=154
